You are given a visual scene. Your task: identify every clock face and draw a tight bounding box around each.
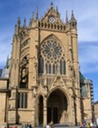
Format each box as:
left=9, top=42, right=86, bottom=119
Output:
left=49, top=16, right=55, bottom=23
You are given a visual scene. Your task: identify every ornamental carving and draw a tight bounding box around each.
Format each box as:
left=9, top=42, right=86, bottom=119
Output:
left=54, top=76, right=64, bottom=85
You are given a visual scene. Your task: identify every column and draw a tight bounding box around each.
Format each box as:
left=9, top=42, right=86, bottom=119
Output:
left=32, top=97, right=36, bottom=127
left=43, top=97, right=47, bottom=128
left=76, top=90, right=82, bottom=124
left=69, top=85, right=75, bottom=125
left=71, top=97, right=76, bottom=125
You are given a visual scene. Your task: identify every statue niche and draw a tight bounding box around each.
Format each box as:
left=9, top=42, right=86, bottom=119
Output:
left=20, top=67, right=28, bottom=88
left=20, top=56, right=28, bottom=88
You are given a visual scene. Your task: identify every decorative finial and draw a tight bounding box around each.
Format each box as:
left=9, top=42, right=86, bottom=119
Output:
left=70, top=10, right=77, bottom=29
left=15, top=17, right=20, bottom=35
left=24, top=18, right=26, bottom=27
left=17, top=17, right=20, bottom=27
left=71, top=10, right=75, bottom=20
left=50, top=2, right=53, bottom=7
left=36, top=6, right=38, bottom=20
left=32, top=12, right=34, bottom=21
left=66, top=10, right=68, bottom=23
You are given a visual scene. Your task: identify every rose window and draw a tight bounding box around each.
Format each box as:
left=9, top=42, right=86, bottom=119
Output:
left=39, top=38, right=66, bottom=75
left=41, top=39, right=62, bottom=60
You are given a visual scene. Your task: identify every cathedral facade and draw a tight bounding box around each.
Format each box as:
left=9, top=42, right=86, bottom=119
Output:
left=0, top=3, right=94, bottom=128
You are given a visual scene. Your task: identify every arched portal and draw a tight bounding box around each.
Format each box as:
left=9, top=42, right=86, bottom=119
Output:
left=47, top=89, right=68, bottom=124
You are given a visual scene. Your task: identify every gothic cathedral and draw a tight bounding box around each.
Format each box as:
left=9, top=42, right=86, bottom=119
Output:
left=1, top=3, right=93, bottom=128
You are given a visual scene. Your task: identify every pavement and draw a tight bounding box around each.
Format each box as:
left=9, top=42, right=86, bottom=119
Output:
left=36, top=124, right=80, bottom=128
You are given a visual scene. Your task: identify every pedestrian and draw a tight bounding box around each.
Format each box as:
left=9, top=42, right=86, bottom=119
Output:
left=49, top=121, right=54, bottom=128
left=80, top=122, right=83, bottom=128
left=46, top=124, right=50, bottom=128
left=83, top=122, right=86, bottom=128
left=88, top=123, right=91, bottom=128
left=27, top=124, right=30, bottom=128
left=29, top=124, right=32, bottom=128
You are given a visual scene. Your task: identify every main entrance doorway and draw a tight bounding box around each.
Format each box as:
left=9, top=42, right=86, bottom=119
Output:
left=47, top=89, right=68, bottom=124
left=47, top=107, right=58, bottom=124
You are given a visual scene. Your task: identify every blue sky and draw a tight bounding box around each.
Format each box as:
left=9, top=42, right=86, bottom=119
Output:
left=0, top=0, right=98, bottom=101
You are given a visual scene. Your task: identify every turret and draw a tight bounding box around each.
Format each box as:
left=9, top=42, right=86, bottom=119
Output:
left=70, top=10, right=77, bottom=29
left=14, top=17, right=20, bottom=35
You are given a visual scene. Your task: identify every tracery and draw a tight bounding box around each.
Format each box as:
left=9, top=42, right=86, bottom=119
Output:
left=39, top=36, right=66, bottom=75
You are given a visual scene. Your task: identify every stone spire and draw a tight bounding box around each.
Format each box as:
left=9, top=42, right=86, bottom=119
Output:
left=50, top=2, right=54, bottom=8
left=23, top=18, right=26, bottom=27
left=71, top=10, right=75, bottom=21
left=66, top=10, right=68, bottom=24
left=36, top=6, right=38, bottom=20
left=17, top=17, right=20, bottom=27
left=14, top=17, right=20, bottom=35
left=70, top=10, right=77, bottom=29
left=32, top=12, right=34, bottom=21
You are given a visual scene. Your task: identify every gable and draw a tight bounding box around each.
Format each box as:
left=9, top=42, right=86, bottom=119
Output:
left=41, top=3, right=63, bottom=25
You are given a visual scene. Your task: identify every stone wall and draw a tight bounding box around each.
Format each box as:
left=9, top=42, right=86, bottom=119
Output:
left=0, top=78, right=9, bottom=127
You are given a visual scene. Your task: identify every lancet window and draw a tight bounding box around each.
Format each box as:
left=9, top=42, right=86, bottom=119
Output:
left=18, top=92, right=28, bottom=108
left=38, top=55, right=44, bottom=74
left=60, top=58, right=66, bottom=74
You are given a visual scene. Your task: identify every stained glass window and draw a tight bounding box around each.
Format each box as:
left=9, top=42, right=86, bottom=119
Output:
left=41, top=39, right=62, bottom=61
left=18, top=93, right=27, bottom=108
left=38, top=56, right=44, bottom=73
left=60, top=58, right=66, bottom=75
left=39, top=37, right=66, bottom=75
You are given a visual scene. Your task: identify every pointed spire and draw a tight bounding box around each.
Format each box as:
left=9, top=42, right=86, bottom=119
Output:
left=32, top=11, right=34, bottom=21
left=15, top=17, right=20, bottom=35
left=71, top=10, right=75, bottom=20
left=70, top=10, right=77, bottom=29
left=14, top=24, right=17, bottom=33
left=36, top=6, right=38, bottom=20
left=23, top=18, right=26, bottom=27
left=66, top=10, right=68, bottom=24
left=17, top=17, right=20, bottom=27
left=50, top=2, right=53, bottom=8
left=50, top=2, right=54, bottom=8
